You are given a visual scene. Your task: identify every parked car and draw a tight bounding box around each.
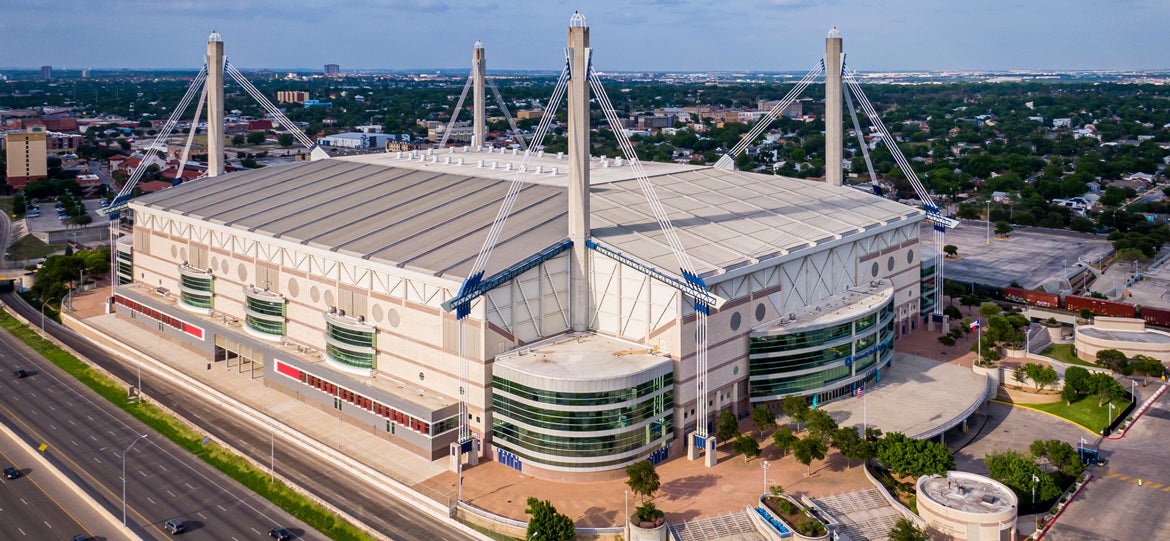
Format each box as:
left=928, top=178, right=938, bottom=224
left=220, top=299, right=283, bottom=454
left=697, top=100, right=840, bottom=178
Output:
left=164, top=519, right=186, bottom=534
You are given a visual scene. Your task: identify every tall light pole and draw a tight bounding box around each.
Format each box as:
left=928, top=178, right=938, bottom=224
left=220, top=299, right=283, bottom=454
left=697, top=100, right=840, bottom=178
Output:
left=761, top=460, right=770, bottom=495
left=985, top=200, right=991, bottom=245
left=122, top=434, right=148, bottom=526
left=40, top=296, right=57, bottom=339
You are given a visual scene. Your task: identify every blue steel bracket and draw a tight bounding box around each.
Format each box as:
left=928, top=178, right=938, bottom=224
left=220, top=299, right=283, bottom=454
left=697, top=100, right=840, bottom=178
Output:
left=441, top=239, right=573, bottom=319
left=587, top=239, right=725, bottom=310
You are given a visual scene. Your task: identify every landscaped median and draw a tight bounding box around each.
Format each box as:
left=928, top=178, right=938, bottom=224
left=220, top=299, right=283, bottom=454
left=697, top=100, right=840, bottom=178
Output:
left=991, top=397, right=1131, bottom=435
left=0, top=307, right=375, bottom=541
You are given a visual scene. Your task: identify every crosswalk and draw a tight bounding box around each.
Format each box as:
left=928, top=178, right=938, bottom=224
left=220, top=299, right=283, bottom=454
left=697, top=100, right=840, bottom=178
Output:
left=1102, top=471, right=1170, bottom=492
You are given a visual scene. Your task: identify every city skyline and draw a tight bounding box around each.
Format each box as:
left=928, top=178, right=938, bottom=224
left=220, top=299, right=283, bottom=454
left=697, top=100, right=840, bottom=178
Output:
left=2, top=1, right=1168, bottom=73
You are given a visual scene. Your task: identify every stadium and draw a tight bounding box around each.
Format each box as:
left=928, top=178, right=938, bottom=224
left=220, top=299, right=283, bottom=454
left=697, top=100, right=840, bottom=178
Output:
left=110, top=21, right=935, bottom=481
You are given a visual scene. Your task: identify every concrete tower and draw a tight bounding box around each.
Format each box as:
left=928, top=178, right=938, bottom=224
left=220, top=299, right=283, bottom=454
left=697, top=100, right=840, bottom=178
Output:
left=207, top=31, right=225, bottom=177
left=472, top=41, right=487, bottom=149
left=824, top=27, right=843, bottom=186
left=567, top=12, right=591, bottom=332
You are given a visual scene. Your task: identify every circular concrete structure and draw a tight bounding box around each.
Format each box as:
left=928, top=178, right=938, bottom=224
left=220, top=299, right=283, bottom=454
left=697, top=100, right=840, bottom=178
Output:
left=916, top=471, right=1017, bottom=541
left=1075, top=317, right=1170, bottom=364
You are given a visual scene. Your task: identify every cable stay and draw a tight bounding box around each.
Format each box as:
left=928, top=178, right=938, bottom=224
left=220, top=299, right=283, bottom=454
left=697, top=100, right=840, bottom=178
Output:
left=100, top=65, right=208, bottom=217
left=842, top=83, right=878, bottom=190
left=486, top=77, right=528, bottom=151
left=224, top=61, right=326, bottom=160
left=588, top=64, right=724, bottom=440
left=714, top=62, right=825, bottom=170
left=439, top=76, right=474, bottom=149
left=173, top=86, right=208, bottom=186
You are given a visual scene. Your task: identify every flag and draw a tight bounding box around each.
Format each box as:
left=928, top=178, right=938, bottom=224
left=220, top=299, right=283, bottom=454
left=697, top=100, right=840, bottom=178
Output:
left=856, top=384, right=865, bottom=399
left=876, top=367, right=881, bottom=383
left=1032, top=474, right=1040, bottom=484
left=970, top=320, right=980, bottom=332
left=812, top=394, right=818, bottom=410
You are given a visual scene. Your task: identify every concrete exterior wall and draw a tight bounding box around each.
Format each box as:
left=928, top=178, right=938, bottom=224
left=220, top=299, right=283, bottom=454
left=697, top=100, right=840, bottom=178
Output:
left=916, top=472, right=1017, bottom=541
left=1074, top=325, right=1170, bottom=363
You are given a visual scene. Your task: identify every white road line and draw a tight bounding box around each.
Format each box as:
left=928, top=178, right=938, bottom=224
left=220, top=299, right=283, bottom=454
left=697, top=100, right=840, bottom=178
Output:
left=88, top=435, right=97, bottom=441
left=47, top=404, right=55, bottom=411
left=197, top=512, right=207, bottom=519
left=184, top=482, right=194, bottom=490
left=137, top=470, right=147, bottom=478
left=146, top=496, right=156, bottom=505
left=17, top=527, right=25, bottom=536
left=43, top=520, right=51, bottom=529
left=70, top=439, right=78, bottom=447
left=48, top=424, right=56, bottom=430
left=159, top=465, right=168, bottom=472
left=85, top=415, right=93, bottom=422
left=93, top=457, right=102, bottom=464
left=19, top=498, right=28, bottom=506
left=217, top=504, right=226, bottom=512
left=251, top=527, right=262, bottom=535
left=166, top=489, right=176, bottom=498
left=66, top=419, right=75, bottom=426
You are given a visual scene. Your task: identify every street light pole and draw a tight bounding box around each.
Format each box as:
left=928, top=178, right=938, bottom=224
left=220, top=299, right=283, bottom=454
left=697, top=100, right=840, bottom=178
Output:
left=761, top=460, right=770, bottom=495
left=40, top=297, right=57, bottom=339
left=122, top=434, right=148, bottom=526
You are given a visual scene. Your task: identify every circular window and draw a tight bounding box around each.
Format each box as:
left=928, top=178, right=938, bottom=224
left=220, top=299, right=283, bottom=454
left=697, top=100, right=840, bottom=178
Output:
left=387, top=308, right=401, bottom=328
left=907, top=249, right=915, bottom=264
left=418, top=372, right=425, bottom=381
left=371, top=304, right=384, bottom=323
left=210, top=256, right=218, bottom=269
left=755, top=303, right=766, bottom=322
left=324, top=289, right=335, bottom=307
left=730, top=312, right=742, bottom=331
left=237, top=263, right=248, bottom=281
left=887, top=256, right=895, bottom=272
left=287, top=278, right=300, bottom=298
left=871, top=262, right=880, bottom=277
left=171, top=245, right=178, bottom=258
left=310, top=286, right=320, bottom=303
left=221, top=260, right=229, bottom=274
left=733, top=365, right=740, bottom=375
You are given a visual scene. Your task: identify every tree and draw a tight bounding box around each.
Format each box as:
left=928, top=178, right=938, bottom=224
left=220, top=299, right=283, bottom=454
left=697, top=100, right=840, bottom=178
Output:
left=831, top=427, right=872, bottom=468
left=979, top=302, right=1001, bottom=319
left=247, top=131, right=267, bottom=145
left=772, top=426, right=799, bottom=457
left=943, top=244, right=958, bottom=257
left=781, top=395, right=810, bottom=427
left=750, top=404, right=776, bottom=435
left=793, top=434, right=827, bottom=476
left=732, top=435, right=761, bottom=462
left=524, top=497, right=575, bottom=541
left=278, top=133, right=295, bottom=147
left=1095, top=349, right=1128, bottom=373
left=943, top=305, right=963, bottom=321
left=231, top=134, right=246, bottom=146
left=625, top=461, right=660, bottom=504
left=887, top=518, right=930, bottom=541
left=804, top=409, right=839, bottom=444
left=1032, top=365, right=1058, bottom=390
left=716, top=409, right=739, bottom=442
left=875, top=432, right=954, bottom=477
left=983, top=451, right=1061, bottom=504
left=1029, top=439, right=1086, bottom=478
left=995, top=221, right=1013, bottom=237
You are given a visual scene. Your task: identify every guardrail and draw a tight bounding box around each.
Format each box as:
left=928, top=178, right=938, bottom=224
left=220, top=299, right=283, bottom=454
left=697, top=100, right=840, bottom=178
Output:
left=910, top=374, right=993, bottom=440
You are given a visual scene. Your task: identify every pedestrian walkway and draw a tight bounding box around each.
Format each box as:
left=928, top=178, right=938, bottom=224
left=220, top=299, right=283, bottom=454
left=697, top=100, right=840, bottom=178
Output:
left=669, top=511, right=765, bottom=541
left=812, top=489, right=905, bottom=541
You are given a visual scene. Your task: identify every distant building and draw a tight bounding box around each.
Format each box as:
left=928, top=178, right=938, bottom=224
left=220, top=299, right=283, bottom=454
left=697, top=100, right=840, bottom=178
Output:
left=303, top=100, right=332, bottom=109
left=277, top=91, right=309, bottom=104
left=516, top=110, right=544, bottom=120
left=81, top=68, right=90, bottom=79
left=324, top=64, right=340, bottom=76
left=40, top=65, right=52, bottom=80
left=428, top=123, right=473, bottom=143
left=757, top=99, right=803, bottom=118
left=4, top=127, right=48, bottom=189
left=316, top=132, right=405, bottom=149
left=46, top=131, right=83, bottom=151
left=355, top=125, right=383, bottom=134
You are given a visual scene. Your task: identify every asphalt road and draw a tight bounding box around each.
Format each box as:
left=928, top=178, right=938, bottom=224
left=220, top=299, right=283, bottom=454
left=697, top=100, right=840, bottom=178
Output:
left=0, top=307, right=322, bottom=541
left=1046, top=387, right=1170, bottom=541
left=1, top=291, right=479, bottom=541
left=0, top=419, right=112, bottom=541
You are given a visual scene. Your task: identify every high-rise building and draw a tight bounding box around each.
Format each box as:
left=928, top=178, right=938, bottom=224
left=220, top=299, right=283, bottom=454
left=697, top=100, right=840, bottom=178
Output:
left=40, top=65, right=52, bottom=80
left=81, top=68, right=90, bottom=79
left=277, top=91, right=309, bottom=104
left=4, top=127, right=48, bottom=189
left=324, top=64, right=340, bottom=76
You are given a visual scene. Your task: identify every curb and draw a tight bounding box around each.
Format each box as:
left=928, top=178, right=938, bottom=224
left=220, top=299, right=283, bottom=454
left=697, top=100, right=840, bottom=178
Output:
left=1105, top=383, right=1168, bottom=440
left=1033, top=471, right=1094, bottom=540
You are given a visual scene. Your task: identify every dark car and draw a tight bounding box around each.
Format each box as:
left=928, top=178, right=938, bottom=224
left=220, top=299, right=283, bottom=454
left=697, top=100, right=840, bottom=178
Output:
left=3, top=466, right=20, bottom=479
left=13, top=369, right=27, bottom=379
left=164, top=519, right=186, bottom=534
left=269, top=528, right=292, bottom=540
left=72, top=536, right=91, bottom=541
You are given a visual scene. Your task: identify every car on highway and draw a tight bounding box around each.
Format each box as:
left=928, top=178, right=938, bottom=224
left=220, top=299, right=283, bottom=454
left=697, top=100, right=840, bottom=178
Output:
left=72, top=535, right=91, bottom=541
left=14, top=369, right=27, bottom=378
left=164, top=519, right=186, bottom=534
left=269, top=528, right=293, bottom=540
left=3, top=466, right=20, bottom=479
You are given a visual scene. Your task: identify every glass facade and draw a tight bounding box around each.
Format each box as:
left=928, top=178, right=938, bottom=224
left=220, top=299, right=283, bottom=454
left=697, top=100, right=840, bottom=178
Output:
left=324, top=315, right=377, bottom=370
left=244, top=288, right=287, bottom=337
left=920, top=257, right=938, bottom=315
left=492, top=371, right=672, bottom=470
left=116, top=250, right=133, bottom=285
left=178, top=267, right=214, bottom=311
left=749, top=297, right=894, bottom=403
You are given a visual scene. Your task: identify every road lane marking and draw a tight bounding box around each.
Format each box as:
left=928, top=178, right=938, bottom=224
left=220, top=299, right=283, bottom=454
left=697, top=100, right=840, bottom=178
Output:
left=217, top=504, right=226, bottom=511
left=137, top=469, right=147, bottom=478
left=1118, top=475, right=1131, bottom=480
left=69, top=439, right=77, bottom=447
left=17, top=527, right=24, bottom=536
left=93, top=457, right=101, bottom=464
left=166, top=489, right=176, bottom=498
left=197, top=512, right=207, bottom=519
left=184, top=482, right=194, bottom=490
left=251, top=527, right=263, bottom=535
left=158, top=465, right=167, bottom=472
left=43, top=520, right=51, bottom=529
left=19, top=498, right=28, bottom=506
left=146, top=496, right=156, bottom=505
left=48, top=424, right=56, bottom=430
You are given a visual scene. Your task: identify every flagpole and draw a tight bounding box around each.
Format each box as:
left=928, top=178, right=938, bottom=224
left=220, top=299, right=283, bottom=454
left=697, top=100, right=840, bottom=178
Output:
left=977, top=319, right=982, bottom=363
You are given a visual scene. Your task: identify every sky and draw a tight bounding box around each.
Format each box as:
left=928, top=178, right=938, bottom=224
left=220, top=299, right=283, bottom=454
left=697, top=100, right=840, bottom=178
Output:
left=2, top=0, right=1168, bottom=73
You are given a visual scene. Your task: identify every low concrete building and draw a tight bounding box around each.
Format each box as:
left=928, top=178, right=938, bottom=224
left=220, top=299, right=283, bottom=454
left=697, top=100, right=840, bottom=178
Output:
left=1075, top=317, right=1170, bottom=364
left=917, top=471, right=1017, bottom=541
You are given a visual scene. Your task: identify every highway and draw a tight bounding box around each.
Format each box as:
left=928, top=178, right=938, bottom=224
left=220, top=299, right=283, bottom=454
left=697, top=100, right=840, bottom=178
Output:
left=0, top=306, right=322, bottom=540
left=0, top=418, right=114, bottom=540
left=1, top=290, right=480, bottom=541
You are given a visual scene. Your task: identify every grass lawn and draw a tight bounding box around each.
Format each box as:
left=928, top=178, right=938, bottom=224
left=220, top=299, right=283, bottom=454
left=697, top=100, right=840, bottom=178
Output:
left=1040, top=343, right=1098, bottom=368
left=7, top=235, right=62, bottom=262
left=1029, top=396, right=1131, bottom=433
left=0, top=196, right=12, bottom=215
